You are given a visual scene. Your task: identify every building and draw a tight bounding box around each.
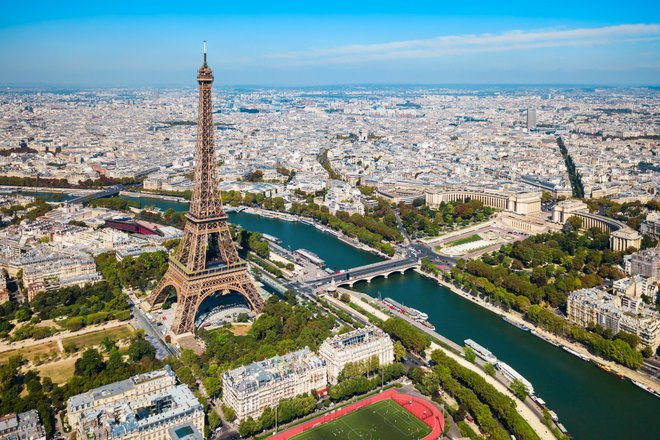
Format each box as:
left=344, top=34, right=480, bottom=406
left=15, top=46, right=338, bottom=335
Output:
left=0, top=410, right=46, bottom=440
left=552, top=200, right=642, bottom=251
left=640, top=211, right=660, bottom=240
left=527, top=108, right=537, bottom=129
left=567, top=288, right=660, bottom=350
left=0, top=271, right=8, bottom=304
left=425, top=187, right=541, bottom=215
left=21, top=251, right=103, bottom=300
left=630, top=248, right=660, bottom=279
left=67, top=366, right=204, bottom=440
left=551, top=199, right=588, bottom=224
left=318, top=326, right=394, bottom=384
left=376, top=187, right=425, bottom=205
left=222, top=348, right=327, bottom=421
left=610, top=228, right=642, bottom=252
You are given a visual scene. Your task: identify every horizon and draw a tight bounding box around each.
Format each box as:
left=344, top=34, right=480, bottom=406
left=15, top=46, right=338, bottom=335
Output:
left=1, top=1, right=659, bottom=86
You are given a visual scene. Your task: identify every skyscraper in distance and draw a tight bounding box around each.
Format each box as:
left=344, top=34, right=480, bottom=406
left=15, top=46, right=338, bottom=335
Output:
left=527, top=108, right=537, bottom=129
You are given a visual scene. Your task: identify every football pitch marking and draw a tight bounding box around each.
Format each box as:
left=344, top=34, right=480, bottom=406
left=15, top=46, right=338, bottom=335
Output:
left=293, top=399, right=431, bottom=440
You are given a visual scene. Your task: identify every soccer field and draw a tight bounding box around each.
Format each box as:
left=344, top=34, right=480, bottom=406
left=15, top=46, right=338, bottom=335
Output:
left=292, top=399, right=431, bottom=440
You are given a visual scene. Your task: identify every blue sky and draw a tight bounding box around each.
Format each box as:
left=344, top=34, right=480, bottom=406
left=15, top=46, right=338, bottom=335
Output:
left=1, top=1, right=659, bottom=86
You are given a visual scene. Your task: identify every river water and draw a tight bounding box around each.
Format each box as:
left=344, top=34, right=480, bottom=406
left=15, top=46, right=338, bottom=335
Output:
left=25, top=192, right=660, bottom=438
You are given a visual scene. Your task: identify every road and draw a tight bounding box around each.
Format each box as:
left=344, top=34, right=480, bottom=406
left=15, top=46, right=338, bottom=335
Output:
left=128, top=297, right=179, bottom=358
left=642, top=358, right=660, bottom=381
left=393, top=209, right=457, bottom=267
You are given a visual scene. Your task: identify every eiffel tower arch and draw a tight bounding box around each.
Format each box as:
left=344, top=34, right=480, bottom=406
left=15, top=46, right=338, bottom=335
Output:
left=149, top=43, right=264, bottom=335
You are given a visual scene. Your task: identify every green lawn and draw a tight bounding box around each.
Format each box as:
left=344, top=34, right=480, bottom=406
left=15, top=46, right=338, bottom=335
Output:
left=447, top=234, right=482, bottom=247
left=293, top=399, right=430, bottom=440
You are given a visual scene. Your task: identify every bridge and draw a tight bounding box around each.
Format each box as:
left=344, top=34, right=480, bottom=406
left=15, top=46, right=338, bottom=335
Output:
left=66, top=185, right=123, bottom=205
left=308, top=257, right=420, bottom=289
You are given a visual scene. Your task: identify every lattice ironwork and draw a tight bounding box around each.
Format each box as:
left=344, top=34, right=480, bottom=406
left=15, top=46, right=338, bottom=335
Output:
left=149, top=44, right=264, bottom=334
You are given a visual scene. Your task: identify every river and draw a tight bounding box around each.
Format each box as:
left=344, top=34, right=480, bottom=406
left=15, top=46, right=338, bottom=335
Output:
left=21, top=191, right=660, bottom=438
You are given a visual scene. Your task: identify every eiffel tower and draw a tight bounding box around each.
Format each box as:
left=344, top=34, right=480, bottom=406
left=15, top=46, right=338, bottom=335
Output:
left=149, top=43, right=264, bottom=335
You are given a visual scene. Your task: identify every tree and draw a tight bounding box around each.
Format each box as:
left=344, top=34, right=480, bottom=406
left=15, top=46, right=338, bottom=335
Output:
left=236, top=313, right=249, bottom=323
left=101, top=336, right=117, bottom=353
left=208, top=410, right=221, bottom=430
left=464, top=346, right=476, bottom=363
left=203, top=376, right=221, bottom=397
left=642, top=346, right=653, bottom=358
left=382, top=318, right=430, bottom=354
left=63, top=341, right=77, bottom=354
left=393, top=340, right=406, bottom=362
left=615, top=331, right=640, bottom=349
left=14, top=308, right=30, bottom=322
left=511, top=379, right=529, bottom=401
left=566, top=216, right=583, bottom=231
left=222, top=403, right=237, bottom=422
left=127, top=337, right=156, bottom=361
left=340, top=293, right=351, bottom=303
left=75, top=349, right=104, bottom=377
left=484, top=363, right=496, bottom=377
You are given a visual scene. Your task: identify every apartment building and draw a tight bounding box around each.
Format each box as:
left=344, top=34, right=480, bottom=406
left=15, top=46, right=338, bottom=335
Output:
left=567, top=288, right=660, bottom=350
left=67, top=366, right=203, bottom=440
left=0, top=410, right=46, bottom=440
left=630, top=248, right=660, bottom=279
left=318, top=326, right=394, bottom=384
left=21, top=251, right=102, bottom=300
left=222, top=348, right=327, bottom=421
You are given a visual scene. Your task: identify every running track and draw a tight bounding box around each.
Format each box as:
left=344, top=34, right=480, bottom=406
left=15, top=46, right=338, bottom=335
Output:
left=270, top=389, right=444, bottom=440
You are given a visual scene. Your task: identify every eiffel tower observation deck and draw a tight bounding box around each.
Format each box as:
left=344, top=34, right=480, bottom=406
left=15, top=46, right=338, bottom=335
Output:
left=149, top=42, right=264, bottom=335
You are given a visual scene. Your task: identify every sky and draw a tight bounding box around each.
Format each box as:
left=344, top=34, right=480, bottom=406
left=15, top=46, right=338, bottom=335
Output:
left=1, top=1, right=659, bottom=86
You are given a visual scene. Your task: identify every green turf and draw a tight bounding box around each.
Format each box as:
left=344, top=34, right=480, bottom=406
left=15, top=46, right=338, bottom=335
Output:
left=292, top=399, right=431, bottom=440
left=447, top=234, right=482, bottom=247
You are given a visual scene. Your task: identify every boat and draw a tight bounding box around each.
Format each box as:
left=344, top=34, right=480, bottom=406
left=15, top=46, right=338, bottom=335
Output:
left=464, top=339, right=499, bottom=364
left=502, top=316, right=530, bottom=331
left=631, top=380, right=658, bottom=397
left=300, top=219, right=315, bottom=226
left=597, top=363, right=612, bottom=373
left=261, top=233, right=281, bottom=244
left=421, top=321, right=436, bottom=331
left=531, top=330, right=562, bottom=347
left=562, top=346, right=591, bottom=362
left=615, top=372, right=625, bottom=379
left=496, top=361, right=535, bottom=395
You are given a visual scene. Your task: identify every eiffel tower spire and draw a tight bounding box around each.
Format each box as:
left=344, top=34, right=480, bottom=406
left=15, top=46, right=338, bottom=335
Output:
left=149, top=44, right=264, bottom=335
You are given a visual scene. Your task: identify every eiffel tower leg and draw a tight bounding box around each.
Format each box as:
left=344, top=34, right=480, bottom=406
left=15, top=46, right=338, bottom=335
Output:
left=148, top=272, right=177, bottom=306
left=172, top=292, right=200, bottom=335
left=235, top=272, right=265, bottom=312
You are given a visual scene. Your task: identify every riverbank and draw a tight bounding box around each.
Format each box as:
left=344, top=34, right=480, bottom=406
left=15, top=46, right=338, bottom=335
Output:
left=0, top=185, right=95, bottom=195
left=243, top=206, right=391, bottom=259
left=120, top=190, right=188, bottom=203
left=414, top=268, right=660, bottom=394
left=329, top=288, right=555, bottom=440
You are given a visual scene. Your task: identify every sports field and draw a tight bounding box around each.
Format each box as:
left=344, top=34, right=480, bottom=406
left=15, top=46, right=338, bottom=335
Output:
left=292, top=399, right=431, bottom=440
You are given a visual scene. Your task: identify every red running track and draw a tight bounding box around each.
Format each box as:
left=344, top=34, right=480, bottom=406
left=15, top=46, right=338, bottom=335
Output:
left=270, top=389, right=444, bottom=440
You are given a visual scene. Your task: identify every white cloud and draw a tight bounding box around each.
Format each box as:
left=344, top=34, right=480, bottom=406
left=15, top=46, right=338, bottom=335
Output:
left=264, top=24, right=660, bottom=65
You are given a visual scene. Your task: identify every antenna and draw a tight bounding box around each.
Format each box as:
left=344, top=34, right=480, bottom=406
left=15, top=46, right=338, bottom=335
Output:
left=203, top=40, right=207, bottom=66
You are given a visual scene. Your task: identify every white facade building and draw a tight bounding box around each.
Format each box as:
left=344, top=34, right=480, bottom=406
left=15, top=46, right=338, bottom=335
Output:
left=318, top=326, right=394, bottom=384
left=67, top=366, right=204, bottom=440
left=222, top=348, right=327, bottom=421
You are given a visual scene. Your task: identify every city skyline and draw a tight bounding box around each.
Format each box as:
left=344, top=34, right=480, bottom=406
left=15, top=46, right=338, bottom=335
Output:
left=1, top=1, right=659, bottom=86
